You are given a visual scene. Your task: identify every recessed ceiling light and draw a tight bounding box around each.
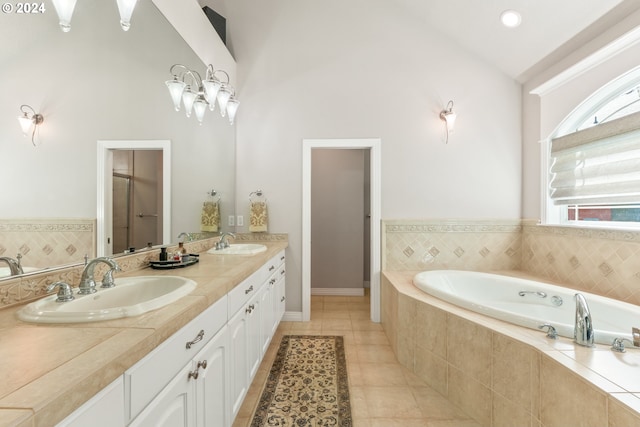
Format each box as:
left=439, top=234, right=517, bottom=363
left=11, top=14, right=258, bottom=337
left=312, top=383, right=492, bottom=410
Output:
left=500, top=10, right=522, bottom=28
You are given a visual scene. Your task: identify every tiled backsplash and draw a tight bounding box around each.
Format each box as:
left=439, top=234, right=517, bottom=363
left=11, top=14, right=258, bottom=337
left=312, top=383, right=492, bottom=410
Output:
left=0, top=219, right=96, bottom=268
left=383, top=219, right=640, bottom=306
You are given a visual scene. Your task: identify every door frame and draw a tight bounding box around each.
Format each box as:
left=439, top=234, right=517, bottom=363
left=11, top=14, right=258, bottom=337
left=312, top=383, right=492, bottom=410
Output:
left=97, top=140, right=172, bottom=257
left=302, top=138, right=381, bottom=322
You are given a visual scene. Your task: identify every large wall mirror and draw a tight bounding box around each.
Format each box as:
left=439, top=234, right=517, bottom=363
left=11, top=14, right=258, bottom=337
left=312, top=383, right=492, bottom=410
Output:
left=0, top=0, right=236, bottom=279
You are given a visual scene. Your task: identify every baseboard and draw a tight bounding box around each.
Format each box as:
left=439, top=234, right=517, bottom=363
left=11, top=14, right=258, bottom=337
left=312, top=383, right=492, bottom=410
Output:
left=311, top=288, right=365, bottom=296
left=282, top=311, right=303, bottom=322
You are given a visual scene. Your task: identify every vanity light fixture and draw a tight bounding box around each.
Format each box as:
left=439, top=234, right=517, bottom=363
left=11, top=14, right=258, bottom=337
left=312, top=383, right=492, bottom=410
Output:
left=51, top=0, right=138, bottom=32
left=18, top=105, right=44, bottom=146
left=439, top=100, right=457, bottom=143
left=165, top=63, right=240, bottom=125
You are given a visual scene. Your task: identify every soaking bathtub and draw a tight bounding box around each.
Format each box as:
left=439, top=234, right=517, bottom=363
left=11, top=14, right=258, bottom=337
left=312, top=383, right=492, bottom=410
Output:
left=413, top=270, right=639, bottom=346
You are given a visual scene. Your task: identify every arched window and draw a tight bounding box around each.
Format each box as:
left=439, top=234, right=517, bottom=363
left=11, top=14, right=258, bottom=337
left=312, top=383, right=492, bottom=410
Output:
left=547, top=66, right=640, bottom=227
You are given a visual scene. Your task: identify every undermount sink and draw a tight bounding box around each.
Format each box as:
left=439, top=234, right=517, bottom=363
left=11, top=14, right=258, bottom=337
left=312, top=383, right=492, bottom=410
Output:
left=17, top=276, right=197, bottom=324
left=207, top=244, right=267, bottom=255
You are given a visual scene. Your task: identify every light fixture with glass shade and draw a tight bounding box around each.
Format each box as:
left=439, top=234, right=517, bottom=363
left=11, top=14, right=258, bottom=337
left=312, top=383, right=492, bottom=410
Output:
left=439, top=100, right=457, bottom=143
left=116, top=0, right=138, bottom=31
left=51, top=0, right=138, bottom=32
left=51, top=0, right=77, bottom=32
left=165, top=63, right=239, bottom=125
left=18, top=104, right=44, bottom=146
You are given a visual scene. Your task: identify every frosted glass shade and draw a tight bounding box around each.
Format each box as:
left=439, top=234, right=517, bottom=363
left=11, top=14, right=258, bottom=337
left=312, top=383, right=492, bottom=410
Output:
left=443, top=112, right=456, bottom=132
left=216, top=86, right=232, bottom=117
left=165, top=78, right=186, bottom=111
left=202, top=79, right=222, bottom=111
left=193, top=96, right=208, bottom=124
left=226, top=98, right=239, bottom=125
left=18, top=114, right=33, bottom=135
left=182, top=87, right=197, bottom=118
left=116, top=0, right=138, bottom=31
left=51, top=0, right=77, bottom=32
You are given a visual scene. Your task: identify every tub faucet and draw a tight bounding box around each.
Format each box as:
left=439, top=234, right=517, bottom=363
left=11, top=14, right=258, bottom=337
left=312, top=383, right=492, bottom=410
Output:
left=216, top=232, right=236, bottom=250
left=574, top=293, right=594, bottom=347
left=78, top=257, right=121, bottom=295
left=0, top=256, right=23, bottom=276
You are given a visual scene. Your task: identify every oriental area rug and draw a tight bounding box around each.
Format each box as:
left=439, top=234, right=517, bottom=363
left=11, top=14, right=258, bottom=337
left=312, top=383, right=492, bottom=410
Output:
left=250, top=335, right=352, bottom=427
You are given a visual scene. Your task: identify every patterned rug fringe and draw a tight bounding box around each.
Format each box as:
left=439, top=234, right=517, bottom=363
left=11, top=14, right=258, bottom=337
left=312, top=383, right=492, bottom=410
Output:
left=250, top=335, right=352, bottom=427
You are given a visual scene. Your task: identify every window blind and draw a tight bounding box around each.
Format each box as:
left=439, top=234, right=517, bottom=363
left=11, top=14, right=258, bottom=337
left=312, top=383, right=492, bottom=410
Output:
left=549, top=111, right=640, bottom=205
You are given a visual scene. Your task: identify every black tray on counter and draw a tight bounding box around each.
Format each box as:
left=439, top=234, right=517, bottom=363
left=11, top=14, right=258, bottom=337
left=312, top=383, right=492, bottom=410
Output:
left=149, top=254, right=199, bottom=269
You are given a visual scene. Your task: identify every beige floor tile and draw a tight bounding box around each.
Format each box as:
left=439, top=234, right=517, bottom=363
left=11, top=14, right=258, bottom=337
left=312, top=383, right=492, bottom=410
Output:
left=363, top=386, right=423, bottom=418
left=357, top=344, right=397, bottom=364
left=239, top=294, right=477, bottom=427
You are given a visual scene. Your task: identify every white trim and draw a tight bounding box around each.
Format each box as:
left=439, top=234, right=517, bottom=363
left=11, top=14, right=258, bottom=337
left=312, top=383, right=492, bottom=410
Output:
left=282, top=311, right=303, bottom=322
left=97, top=140, right=172, bottom=257
left=530, top=26, right=640, bottom=97
left=311, top=288, right=365, bottom=297
left=302, top=138, right=382, bottom=322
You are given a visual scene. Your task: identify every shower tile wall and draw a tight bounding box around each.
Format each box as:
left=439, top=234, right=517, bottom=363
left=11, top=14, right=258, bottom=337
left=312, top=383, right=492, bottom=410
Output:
left=383, top=219, right=640, bottom=306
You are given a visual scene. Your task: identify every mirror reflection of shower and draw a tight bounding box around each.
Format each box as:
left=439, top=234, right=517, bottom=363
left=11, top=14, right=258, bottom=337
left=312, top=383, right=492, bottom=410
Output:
left=112, top=150, right=163, bottom=253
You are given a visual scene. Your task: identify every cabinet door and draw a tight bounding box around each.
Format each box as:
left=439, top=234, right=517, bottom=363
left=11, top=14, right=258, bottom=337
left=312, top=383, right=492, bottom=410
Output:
left=228, top=305, right=249, bottom=420
left=247, top=288, right=263, bottom=381
left=260, top=278, right=274, bottom=356
left=129, top=363, right=196, bottom=427
left=195, top=325, right=231, bottom=427
left=56, top=377, right=125, bottom=427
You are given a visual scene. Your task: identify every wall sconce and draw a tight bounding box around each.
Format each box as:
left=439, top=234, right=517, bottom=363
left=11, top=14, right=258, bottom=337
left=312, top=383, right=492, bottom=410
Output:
left=439, top=100, right=457, bottom=143
left=51, top=0, right=138, bottom=32
left=165, top=63, right=240, bottom=125
left=18, top=105, right=44, bottom=146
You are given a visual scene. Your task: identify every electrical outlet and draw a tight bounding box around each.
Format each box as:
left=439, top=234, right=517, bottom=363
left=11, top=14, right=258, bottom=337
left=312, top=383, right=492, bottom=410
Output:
left=237, top=215, right=244, bottom=226
left=228, top=215, right=235, bottom=226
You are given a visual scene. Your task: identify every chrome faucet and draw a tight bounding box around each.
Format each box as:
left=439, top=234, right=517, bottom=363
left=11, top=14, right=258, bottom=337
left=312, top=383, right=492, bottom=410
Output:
left=216, top=232, right=236, bottom=250
left=78, top=257, right=121, bottom=295
left=574, top=293, right=594, bottom=347
left=0, top=256, right=23, bottom=276
left=177, top=232, right=192, bottom=242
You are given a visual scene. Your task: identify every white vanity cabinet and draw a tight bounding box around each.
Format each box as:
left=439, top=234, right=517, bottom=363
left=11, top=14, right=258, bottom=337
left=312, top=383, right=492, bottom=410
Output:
left=126, top=295, right=228, bottom=426
left=129, top=324, right=230, bottom=427
left=56, top=249, right=286, bottom=427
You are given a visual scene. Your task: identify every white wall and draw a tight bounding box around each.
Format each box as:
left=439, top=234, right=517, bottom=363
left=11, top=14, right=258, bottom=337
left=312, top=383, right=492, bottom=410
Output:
left=211, top=0, right=522, bottom=312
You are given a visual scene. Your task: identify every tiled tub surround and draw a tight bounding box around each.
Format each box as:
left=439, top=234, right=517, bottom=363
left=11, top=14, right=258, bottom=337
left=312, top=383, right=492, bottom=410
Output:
left=381, top=271, right=640, bottom=427
left=384, top=219, right=640, bottom=307
left=0, top=235, right=287, bottom=427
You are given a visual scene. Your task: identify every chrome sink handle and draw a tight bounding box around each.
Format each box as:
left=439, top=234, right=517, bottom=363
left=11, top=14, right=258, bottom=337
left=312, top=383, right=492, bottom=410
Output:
left=611, top=337, right=634, bottom=353
left=101, top=264, right=122, bottom=288
left=538, top=323, right=558, bottom=339
left=46, top=281, right=75, bottom=303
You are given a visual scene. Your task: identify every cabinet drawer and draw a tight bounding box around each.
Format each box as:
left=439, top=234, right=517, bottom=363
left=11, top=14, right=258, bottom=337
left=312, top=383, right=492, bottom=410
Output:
left=125, top=295, right=227, bottom=422
left=227, top=270, right=261, bottom=315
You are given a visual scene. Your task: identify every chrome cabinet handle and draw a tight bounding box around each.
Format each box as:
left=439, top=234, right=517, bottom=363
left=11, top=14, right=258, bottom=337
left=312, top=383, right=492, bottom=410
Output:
left=269, top=265, right=275, bottom=271
left=245, top=285, right=254, bottom=294
left=280, top=256, right=285, bottom=261
left=281, top=296, right=285, bottom=302
left=186, top=329, right=205, bottom=349
left=197, top=360, right=207, bottom=370
left=280, top=269, right=285, bottom=276
left=188, top=370, right=199, bottom=380
left=269, top=278, right=276, bottom=285
left=246, top=304, right=255, bottom=314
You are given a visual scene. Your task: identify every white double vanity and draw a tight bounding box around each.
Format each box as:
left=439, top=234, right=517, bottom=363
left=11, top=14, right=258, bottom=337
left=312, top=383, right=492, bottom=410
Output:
left=0, top=241, right=287, bottom=427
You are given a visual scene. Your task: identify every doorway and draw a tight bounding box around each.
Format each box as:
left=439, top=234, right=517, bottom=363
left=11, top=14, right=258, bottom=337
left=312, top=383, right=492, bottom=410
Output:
left=310, top=149, right=367, bottom=295
left=97, top=140, right=172, bottom=257
left=302, top=139, right=381, bottom=322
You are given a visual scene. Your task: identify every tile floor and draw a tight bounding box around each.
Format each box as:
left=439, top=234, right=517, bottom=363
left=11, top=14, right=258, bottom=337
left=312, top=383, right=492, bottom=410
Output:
left=233, top=294, right=481, bottom=427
